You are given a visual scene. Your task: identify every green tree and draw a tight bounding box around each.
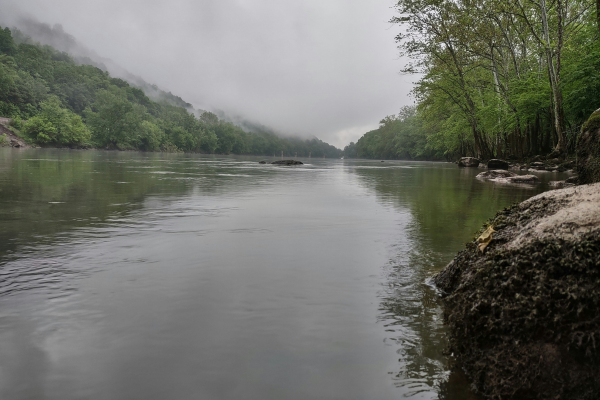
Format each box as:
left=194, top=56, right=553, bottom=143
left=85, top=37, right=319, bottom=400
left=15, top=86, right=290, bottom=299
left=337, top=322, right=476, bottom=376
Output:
left=85, top=88, right=141, bottom=149
left=0, top=27, right=16, bottom=55
left=22, top=96, right=90, bottom=145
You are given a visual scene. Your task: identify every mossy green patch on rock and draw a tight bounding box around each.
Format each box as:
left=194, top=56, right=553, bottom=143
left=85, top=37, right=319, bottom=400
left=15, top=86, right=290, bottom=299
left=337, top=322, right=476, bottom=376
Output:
left=577, top=109, right=600, bottom=184
left=434, top=183, right=600, bottom=399
left=581, top=109, right=600, bottom=134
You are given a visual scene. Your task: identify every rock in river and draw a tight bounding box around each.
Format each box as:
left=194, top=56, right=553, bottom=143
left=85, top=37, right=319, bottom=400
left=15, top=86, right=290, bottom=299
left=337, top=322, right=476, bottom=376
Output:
left=487, top=159, right=509, bottom=169
left=477, top=170, right=516, bottom=179
left=458, top=157, right=480, bottom=167
left=477, top=170, right=539, bottom=184
left=271, top=159, right=304, bottom=166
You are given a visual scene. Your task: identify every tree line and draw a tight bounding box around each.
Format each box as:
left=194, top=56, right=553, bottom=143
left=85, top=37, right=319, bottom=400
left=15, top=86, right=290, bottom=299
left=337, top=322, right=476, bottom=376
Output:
left=0, top=26, right=341, bottom=157
left=347, top=0, right=600, bottom=161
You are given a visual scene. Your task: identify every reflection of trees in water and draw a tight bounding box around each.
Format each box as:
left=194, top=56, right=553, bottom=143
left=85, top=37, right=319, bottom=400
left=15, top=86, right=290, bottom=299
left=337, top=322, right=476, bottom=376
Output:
left=376, top=235, right=452, bottom=397
left=352, top=162, right=537, bottom=398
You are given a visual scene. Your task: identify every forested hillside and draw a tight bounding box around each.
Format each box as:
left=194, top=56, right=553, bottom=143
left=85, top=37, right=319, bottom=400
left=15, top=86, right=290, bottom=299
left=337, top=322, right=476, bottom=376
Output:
left=0, top=25, right=341, bottom=157
left=349, top=0, right=600, bottom=161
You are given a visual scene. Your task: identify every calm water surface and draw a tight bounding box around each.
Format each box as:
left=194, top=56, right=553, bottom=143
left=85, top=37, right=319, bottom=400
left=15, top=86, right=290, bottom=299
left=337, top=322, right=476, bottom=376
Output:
left=0, top=149, right=568, bottom=399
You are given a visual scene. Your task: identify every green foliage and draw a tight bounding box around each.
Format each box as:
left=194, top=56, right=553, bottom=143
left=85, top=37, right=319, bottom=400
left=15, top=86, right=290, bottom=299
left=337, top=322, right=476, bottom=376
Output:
left=354, top=106, right=444, bottom=160
left=22, top=115, right=57, bottom=143
left=22, top=96, right=91, bottom=145
left=563, top=31, right=600, bottom=126
left=343, top=142, right=357, bottom=158
left=0, top=27, right=16, bottom=55
left=379, top=0, right=600, bottom=159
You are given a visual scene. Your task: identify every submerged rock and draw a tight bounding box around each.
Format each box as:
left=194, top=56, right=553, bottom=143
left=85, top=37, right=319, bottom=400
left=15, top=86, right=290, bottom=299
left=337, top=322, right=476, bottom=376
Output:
left=577, top=108, right=600, bottom=184
left=271, top=159, right=304, bottom=166
left=458, top=157, right=480, bottom=168
left=487, top=159, right=509, bottom=169
left=433, top=183, right=600, bottom=399
left=258, top=160, right=267, bottom=164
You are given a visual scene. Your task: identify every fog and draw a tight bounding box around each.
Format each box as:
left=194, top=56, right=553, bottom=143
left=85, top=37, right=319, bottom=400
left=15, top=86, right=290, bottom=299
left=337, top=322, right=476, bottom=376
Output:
left=0, top=0, right=414, bottom=148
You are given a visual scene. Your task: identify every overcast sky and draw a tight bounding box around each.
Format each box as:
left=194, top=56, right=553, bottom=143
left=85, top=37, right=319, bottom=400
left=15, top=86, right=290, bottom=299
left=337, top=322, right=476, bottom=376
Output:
left=0, top=0, right=414, bottom=148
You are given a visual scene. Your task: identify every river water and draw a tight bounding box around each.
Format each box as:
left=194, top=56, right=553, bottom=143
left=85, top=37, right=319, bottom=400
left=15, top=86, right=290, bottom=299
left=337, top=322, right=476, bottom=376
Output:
left=0, top=149, right=567, bottom=399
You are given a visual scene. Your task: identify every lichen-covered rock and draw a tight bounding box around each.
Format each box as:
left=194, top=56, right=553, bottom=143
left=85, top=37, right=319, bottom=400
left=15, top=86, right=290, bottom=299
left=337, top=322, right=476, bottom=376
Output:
left=458, top=157, right=480, bottom=167
left=487, top=159, right=509, bottom=169
left=433, top=183, right=600, bottom=399
left=577, top=109, right=600, bottom=184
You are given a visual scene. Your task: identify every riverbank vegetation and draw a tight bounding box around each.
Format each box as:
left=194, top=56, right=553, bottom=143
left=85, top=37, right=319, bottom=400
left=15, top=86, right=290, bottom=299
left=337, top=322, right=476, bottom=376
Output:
left=349, top=0, right=600, bottom=161
left=0, top=26, right=341, bottom=157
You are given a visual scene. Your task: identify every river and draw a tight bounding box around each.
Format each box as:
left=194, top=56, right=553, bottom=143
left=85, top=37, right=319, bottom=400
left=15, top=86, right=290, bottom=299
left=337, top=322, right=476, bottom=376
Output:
left=0, top=149, right=567, bottom=399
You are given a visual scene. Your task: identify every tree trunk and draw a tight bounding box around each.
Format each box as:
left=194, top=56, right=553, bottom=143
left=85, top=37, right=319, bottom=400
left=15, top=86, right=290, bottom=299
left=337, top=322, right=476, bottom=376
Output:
left=540, top=0, right=567, bottom=154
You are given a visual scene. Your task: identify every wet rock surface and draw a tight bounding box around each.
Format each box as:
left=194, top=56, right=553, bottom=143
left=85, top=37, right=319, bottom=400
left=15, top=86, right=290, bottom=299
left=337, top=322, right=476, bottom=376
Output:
left=458, top=157, right=480, bottom=167
left=433, top=183, right=600, bottom=399
left=477, top=170, right=516, bottom=179
left=476, top=170, right=540, bottom=185
left=487, top=159, right=509, bottom=169
left=505, top=174, right=539, bottom=184
left=271, top=159, right=304, bottom=165
left=529, top=161, right=546, bottom=170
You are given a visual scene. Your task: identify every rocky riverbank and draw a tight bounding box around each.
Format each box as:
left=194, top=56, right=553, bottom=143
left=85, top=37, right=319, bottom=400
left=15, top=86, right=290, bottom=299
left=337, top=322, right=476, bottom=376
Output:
left=433, top=183, right=600, bottom=399
left=436, top=110, right=600, bottom=399
left=0, top=118, right=29, bottom=148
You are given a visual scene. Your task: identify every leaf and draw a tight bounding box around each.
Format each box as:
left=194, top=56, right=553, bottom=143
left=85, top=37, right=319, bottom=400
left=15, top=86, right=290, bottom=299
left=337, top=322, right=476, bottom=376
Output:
left=477, top=225, right=496, bottom=253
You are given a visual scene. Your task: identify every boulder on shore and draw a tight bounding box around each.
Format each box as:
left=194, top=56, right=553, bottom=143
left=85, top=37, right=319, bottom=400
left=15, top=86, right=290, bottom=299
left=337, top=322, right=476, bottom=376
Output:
left=576, top=108, right=600, bottom=184
left=433, top=183, right=600, bottom=399
left=271, top=159, right=303, bottom=166
left=487, top=159, right=509, bottom=169
left=458, top=157, right=480, bottom=167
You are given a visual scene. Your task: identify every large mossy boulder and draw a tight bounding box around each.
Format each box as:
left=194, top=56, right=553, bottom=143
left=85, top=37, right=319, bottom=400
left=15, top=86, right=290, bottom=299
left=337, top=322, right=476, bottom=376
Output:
left=577, top=109, right=600, bottom=184
left=434, top=183, right=600, bottom=399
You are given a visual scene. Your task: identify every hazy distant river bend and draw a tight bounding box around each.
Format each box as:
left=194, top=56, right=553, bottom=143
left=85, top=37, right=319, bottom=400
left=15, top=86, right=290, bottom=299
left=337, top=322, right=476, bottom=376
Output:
left=0, top=149, right=567, bottom=399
